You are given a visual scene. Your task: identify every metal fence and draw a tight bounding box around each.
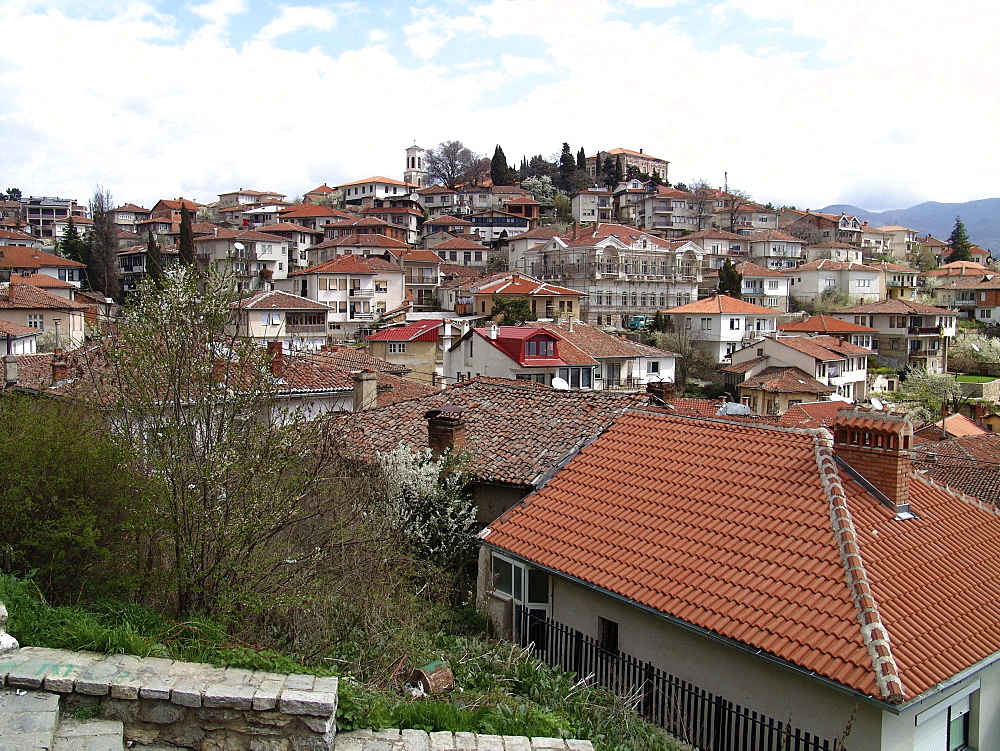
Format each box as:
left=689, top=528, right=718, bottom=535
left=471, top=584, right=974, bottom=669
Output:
left=513, top=606, right=837, bottom=751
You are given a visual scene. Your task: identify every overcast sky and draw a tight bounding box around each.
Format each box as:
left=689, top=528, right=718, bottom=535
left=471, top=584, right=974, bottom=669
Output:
left=2, top=0, right=997, bottom=213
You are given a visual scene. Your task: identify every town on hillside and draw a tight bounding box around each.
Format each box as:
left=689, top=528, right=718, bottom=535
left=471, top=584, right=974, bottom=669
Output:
left=3, top=143, right=1000, bottom=751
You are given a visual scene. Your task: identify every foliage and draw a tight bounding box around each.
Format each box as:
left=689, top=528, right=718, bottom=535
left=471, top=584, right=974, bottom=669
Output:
left=375, top=446, right=477, bottom=572
left=58, top=217, right=90, bottom=266
left=649, top=327, right=717, bottom=388
left=907, top=244, right=938, bottom=271
left=490, top=294, right=536, bottom=325
left=520, top=176, right=556, bottom=207
left=888, top=370, right=965, bottom=423
left=145, top=230, right=163, bottom=287
left=650, top=311, right=671, bottom=333
left=951, top=332, right=1000, bottom=362
left=576, top=147, right=586, bottom=171
left=490, top=145, right=515, bottom=186
left=88, top=186, right=121, bottom=299
left=518, top=154, right=558, bottom=182
left=426, top=141, right=485, bottom=189
left=717, top=259, right=742, bottom=299
left=947, top=216, right=973, bottom=263
left=179, top=205, right=195, bottom=266
left=0, top=396, right=157, bottom=604
left=806, top=286, right=853, bottom=314
left=718, top=189, right=753, bottom=234
left=554, top=193, right=572, bottom=222
left=5, top=187, right=22, bottom=201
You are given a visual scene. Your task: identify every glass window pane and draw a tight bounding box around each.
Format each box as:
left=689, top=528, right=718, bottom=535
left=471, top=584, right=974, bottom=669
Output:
left=493, top=557, right=513, bottom=596
left=527, top=569, right=549, bottom=604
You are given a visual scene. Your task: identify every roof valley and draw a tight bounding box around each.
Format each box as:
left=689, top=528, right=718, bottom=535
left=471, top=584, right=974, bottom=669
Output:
left=812, top=427, right=906, bottom=703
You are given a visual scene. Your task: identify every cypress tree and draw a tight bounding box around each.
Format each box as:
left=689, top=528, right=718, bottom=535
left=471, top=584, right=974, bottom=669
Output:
left=145, top=231, right=163, bottom=287
left=58, top=217, right=90, bottom=266
left=576, top=147, right=586, bottom=171
left=179, top=205, right=195, bottom=266
left=557, top=143, right=577, bottom=192
left=718, top=259, right=742, bottom=299
left=491, top=145, right=513, bottom=186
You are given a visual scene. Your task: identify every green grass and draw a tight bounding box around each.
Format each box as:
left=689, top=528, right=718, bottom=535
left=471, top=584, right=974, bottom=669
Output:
left=0, top=576, right=681, bottom=750
left=955, top=374, right=998, bottom=383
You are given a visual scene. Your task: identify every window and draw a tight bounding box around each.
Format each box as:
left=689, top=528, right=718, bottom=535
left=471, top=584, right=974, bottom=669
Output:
left=374, top=280, right=388, bottom=293
left=767, top=280, right=779, bottom=290
left=260, top=312, right=280, bottom=326
left=649, top=360, right=660, bottom=374
left=388, top=342, right=406, bottom=354
left=701, top=317, right=712, bottom=330
left=27, top=314, right=43, bottom=330
left=557, top=367, right=592, bottom=388
left=729, top=318, right=741, bottom=330
left=914, top=684, right=977, bottom=751
left=525, top=339, right=555, bottom=357
left=598, top=617, right=619, bottom=653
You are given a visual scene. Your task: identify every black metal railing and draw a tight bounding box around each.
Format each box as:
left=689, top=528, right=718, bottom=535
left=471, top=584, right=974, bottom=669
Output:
left=514, top=606, right=837, bottom=751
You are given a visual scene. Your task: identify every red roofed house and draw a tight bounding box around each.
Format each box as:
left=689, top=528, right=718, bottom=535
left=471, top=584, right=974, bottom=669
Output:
left=467, top=272, right=582, bottom=321
left=0, top=318, right=42, bottom=354
left=747, top=229, right=807, bottom=270
left=367, top=319, right=449, bottom=386
left=778, top=314, right=878, bottom=351
left=416, top=186, right=460, bottom=220
left=360, top=197, right=425, bottom=245
left=193, top=228, right=291, bottom=292
left=232, top=289, right=334, bottom=352
left=723, top=334, right=871, bottom=412
left=663, top=293, right=780, bottom=362
left=338, top=176, right=413, bottom=208
left=804, top=240, right=864, bottom=264
left=478, top=407, right=1000, bottom=750
left=788, top=259, right=883, bottom=306
left=0, top=281, right=88, bottom=348
left=446, top=324, right=597, bottom=388
left=287, top=255, right=405, bottom=340
left=0, top=246, right=86, bottom=288
left=869, top=261, right=919, bottom=301
left=400, top=248, right=444, bottom=311
left=704, top=260, right=792, bottom=312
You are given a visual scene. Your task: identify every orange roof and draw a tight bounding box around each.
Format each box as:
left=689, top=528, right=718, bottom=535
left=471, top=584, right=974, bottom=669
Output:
left=795, top=259, right=877, bottom=272
left=0, top=246, right=86, bottom=270
left=770, top=334, right=871, bottom=360
left=338, top=175, right=410, bottom=188
left=433, top=236, right=488, bottom=251
left=473, top=273, right=579, bottom=298
left=291, top=255, right=401, bottom=276
left=481, top=408, right=1000, bottom=704
left=915, top=412, right=987, bottom=440
left=836, top=298, right=953, bottom=315
left=739, top=366, right=835, bottom=395
left=663, top=294, right=778, bottom=316
left=0, top=281, right=88, bottom=310
left=779, top=400, right=856, bottom=427
left=20, top=273, right=75, bottom=289
left=425, top=214, right=473, bottom=226
left=779, top=315, right=877, bottom=334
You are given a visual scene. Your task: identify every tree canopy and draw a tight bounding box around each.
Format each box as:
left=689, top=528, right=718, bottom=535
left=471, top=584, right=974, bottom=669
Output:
left=947, top=216, right=973, bottom=263
left=87, top=186, right=121, bottom=300
left=490, top=145, right=515, bottom=186
left=179, top=205, right=195, bottom=266
left=425, top=140, right=485, bottom=189
left=489, top=294, right=536, bottom=325
left=718, top=259, right=742, bottom=299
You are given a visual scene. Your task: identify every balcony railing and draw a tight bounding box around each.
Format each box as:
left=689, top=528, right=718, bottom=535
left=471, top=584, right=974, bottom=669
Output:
left=908, top=326, right=941, bottom=335
left=349, top=288, right=374, bottom=298
left=350, top=312, right=374, bottom=320
left=286, top=323, right=328, bottom=334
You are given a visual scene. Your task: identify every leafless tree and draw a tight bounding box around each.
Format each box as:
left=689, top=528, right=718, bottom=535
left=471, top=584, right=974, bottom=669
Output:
left=688, top=179, right=717, bottom=231
left=88, top=185, right=121, bottom=300
left=425, top=140, right=485, bottom=188
left=718, top=188, right=754, bottom=234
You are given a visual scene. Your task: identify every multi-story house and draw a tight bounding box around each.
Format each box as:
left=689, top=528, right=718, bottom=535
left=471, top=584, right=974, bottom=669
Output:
left=304, top=233, right=409, bottom=267
left=584, top=147, right=669, bottom=183
left=287, top=254, right=405, bottom=340
left=0, top=280, right=88, bottom=348
left=571, top=187, right=614, bottom=224
left=804, top=241, right=864, bottom=264
left=217, top=189, right=287, bottom=209
left=747, top=229, right=806, bottom=270
left=504, top=227, right=563, bottom=276
left=193, top=228, right=290, bottom=292
left=117, top=244, right=181, bottom=295
left=833, top=299, right=957, bottom=374
left=428, top=236, right=490, bottom=267
left=110, top=204, right=151, bottom=233
left=788, top=259, right=883, bottom=306
left=663, top=293, right=780, bottom=362
left=467, top=210, right=532, bottom=245
left=875, top=225, right=920, bottom=261
left=149, top=198, right=205, bottom=231
left=868, top=261, right=919, bottom=301
left=22, top=196, right=87, bottom=240
left=275, top=204, right=352, bottom=232
left=0, top=246, right=86, bottom=287
left=416, top=185, right=460, bottom=219
left=924, top=274, right=983, bottom=317
left=778, top=314, right=878, bottom=351
left=360, top=198, right=424, bottom=246
left=323, top=216, right=408, bottom=245
left=611, top=178, right=658, bottom=225
left=0, top=229, right=41, bottom=248
left=727, top=260, right=791, bottom=312
left=972, top=275, right=1000, bottom=324
left=338, top=176, right=413, bottom=208
left=780, top=210, right=864, bottom=246
left=232, top=289, right=333, bottom=352
left=400, top=248, right=444, bottom=311
left=632, top=186, right=700, bottom=238
left=525, top=223, right=705, bottom=329
left=860, top=223, right=894, bottom=258
left=916, top=234, right=949, bottom=262
left=463, top=272, right=583, bottom=321
left=252, top=222, right=324, bottom=271
left=422, top=214, right=474, bottom=241
left=715, top=201, right=779, bottom=235
left=684, top=228, right=750, bottom=271
left=301, top=183, right=338, bottom=204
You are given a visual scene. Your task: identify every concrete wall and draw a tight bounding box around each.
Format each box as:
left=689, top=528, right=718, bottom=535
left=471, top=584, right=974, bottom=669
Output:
left=548, top=577, right=883, bottom=747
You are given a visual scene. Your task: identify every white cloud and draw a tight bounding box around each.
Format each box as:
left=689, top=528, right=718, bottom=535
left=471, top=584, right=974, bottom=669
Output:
left=189, top=0, right=247, bottom=24
left=368, top=27, right=387, bottom=42
left=256, top=5, right=336, bottom=42
left=501, top=54, right=553, bottom=77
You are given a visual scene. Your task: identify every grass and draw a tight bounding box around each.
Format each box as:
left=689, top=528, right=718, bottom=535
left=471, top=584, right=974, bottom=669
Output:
left=955, top=374, right=998, bottom=383
left=0, top=576, right=682, bottom=750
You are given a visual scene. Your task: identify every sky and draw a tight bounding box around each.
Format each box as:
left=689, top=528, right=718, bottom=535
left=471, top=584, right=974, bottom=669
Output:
left=2, top=0, right=998, bottom=214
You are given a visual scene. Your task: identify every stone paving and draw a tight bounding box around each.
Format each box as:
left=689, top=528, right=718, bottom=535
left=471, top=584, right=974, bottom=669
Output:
left=334, top=730, right=594, bottom=750
left=0, top=686, right=61, bottom=751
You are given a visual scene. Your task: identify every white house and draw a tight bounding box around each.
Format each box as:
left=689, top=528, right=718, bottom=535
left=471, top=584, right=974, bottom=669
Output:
left=663, top=293, right=780, bottom=362
left=788, top=259, right=883, bottom=305
left=194, top=228, right=291, bottom=293
left=232, top=290, right=333, bottom=352
left=746, top=229, right=806, bottom=270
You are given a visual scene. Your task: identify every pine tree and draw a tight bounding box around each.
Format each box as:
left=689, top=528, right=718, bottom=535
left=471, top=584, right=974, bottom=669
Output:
left=179, top=205, right=195, bottom=266
left=614, top=157, right=624, bottom=185
left=576, top=147, right=586, bottom=171
left=947, top=216, right=973, bottom=263
left=58, top=217, right=90, bottom=266
left=145, top=231, right=163, bottom=287
left=601, top=155, right=616, bottom=188
left=491, top=145, right=513, bottom=186
left=718, top=259, right=742, bottom=299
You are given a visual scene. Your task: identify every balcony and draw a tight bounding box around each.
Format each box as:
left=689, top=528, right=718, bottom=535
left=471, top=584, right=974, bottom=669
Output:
left=349, top=288, right=374, bottom=298
left=908, top=326, right=942, bottom=335
left=287, top=323, right=328, bottom=335
left=350, top=312, right=374, bottom=321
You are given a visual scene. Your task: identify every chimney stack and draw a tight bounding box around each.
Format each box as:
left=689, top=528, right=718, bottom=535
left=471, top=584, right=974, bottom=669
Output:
left=488, top=323, right=499, bottom=340
left=2, top=354, right=17, bottom=385
left=266, top=340, right=284, bottom=377
left=353, top=370, right=378, bottom=411
left=830, top=410, right=912, bottom=513
left=426, top=405, right=465, bottom=457
left=51, top=355, right=68, bottom=383
left=646, top=380, right=675, bottom=404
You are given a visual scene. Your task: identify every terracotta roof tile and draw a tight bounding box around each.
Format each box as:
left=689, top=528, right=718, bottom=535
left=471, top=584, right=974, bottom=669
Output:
left=663, top=294, right=778, bottom=316
left=835, top=298, right=953, bottom=315
left=236, top=290, right=332, bottom=311
left=779, top=315, right=877, bottom=334
left=739, top=366, right=835, bottom=395
left=0, top=281, right=88, bottom=310
left=0, top=246, right=86, bottom=269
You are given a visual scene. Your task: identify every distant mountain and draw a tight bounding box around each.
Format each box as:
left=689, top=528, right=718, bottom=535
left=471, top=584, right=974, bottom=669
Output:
left=818, top=199, right=1000, bottom=253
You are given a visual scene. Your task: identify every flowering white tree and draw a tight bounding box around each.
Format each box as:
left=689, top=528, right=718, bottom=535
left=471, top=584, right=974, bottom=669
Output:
left=376, top=445, right=476, bottom=570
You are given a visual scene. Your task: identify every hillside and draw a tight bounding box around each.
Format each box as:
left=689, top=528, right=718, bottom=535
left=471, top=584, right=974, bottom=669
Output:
left=819, top=198, right=1000, bottom=253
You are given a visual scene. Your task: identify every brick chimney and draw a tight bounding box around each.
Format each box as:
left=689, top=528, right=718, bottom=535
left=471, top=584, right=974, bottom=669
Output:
left=51, top=355, right=68, bottom=383
left=425, top=406, right=465, bottom=457
left=2, top=354, right=17, bottom=385
left=646, top=380, right=675, bottom=404
left=353, top=370, right=378, bottom=411
left=266, top=340, right=284, bottom=377
left=830, top=410, right=912, bottom=513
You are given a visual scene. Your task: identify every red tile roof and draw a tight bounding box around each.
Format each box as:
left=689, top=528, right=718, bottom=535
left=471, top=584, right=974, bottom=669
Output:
left=779, top=400, right=856, bottom=427
left=795, top=259, right=878, bottom=272
left=20, top=273, right=76, bottom=289
left=235, top=290, right=332, bottom=311
left=367, top=320, right=442, bottom=342
left=770, top=335, right=871, bottom=360
left=425, top=215, right=473, bottom=226
left=779, top=315, right=877, bottom=334
left=433, top=236, right=488, bottom=251
left=400, top=249, right=444, bottom=263
left=481, top=409, right=1000, bottom=703
left=912, top=434, right=1000, bottom=505
left=279, top=204, right=352, bottom=219
left=473, top=273, right=580, bottom=298
left=747, top=230, right=803, bottom=243
left=528, top=320, right=676, bottom=358
left=0, top=246, right=86, bottom=269
left=739, top=366, right=835, bottom=395
left=311, top=233, right=409, bottom=250
left=914, top=412, right=987, bottom=440
left=192, top=228, right=285, bottom=244
left=663, top=294, right=778, bottom=316
left=836, top=298, right=953, bottom=315
left=0, top=281, right=88, bottom=310
left=291, top=255, right=402, bottom=276
left=0, top=319, right=41, bottom=337
left=338, top=176, right=410, bottom=188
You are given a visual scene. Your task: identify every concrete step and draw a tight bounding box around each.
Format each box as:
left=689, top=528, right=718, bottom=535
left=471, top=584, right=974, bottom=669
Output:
left=53, top=717, right=124, bottom=751
left=0, top=687, right=60, bottom=751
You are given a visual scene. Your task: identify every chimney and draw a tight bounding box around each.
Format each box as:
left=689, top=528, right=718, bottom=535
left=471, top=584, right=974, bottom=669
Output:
left=51, top=355, right=68, bottom=383
left=425, top=405, right=465, bottom=457
left=830, top=410, right=913, bottom=513
left=646, top=380, right=675, bottom=404
left=488, top=323, right=499, bottom=340
left=2, top=354, right=17, bottom=384
left=572, top=222, right=579, bottom=239
left=353, top=370, right=378, bottom=411
left=266, top=340, right=284, bottom=377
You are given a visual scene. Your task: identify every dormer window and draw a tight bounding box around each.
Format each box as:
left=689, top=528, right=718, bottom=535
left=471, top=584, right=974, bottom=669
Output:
left=525, top=338, right=555, bottom=357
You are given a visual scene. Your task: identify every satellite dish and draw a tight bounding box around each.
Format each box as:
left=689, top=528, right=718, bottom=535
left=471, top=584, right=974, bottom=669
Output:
left=551, top=377, right=570, bottom=391
left=871, top=397, right=885, bottom=410
left=233, top=242, right=245, bottom=251
left=972, top=343, right=982, bottom=352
